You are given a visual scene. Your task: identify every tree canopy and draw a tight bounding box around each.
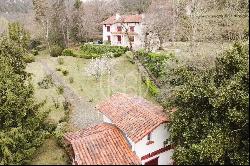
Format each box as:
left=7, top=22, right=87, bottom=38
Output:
left=168, top=43, right=249, bottom=165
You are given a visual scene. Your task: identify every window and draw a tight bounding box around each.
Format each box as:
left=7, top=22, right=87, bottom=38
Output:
left=130, top=26, right=135, bottom=32
left=147, top=133, right=151, bottom=141
left=117, top=26, right=122, bottom=32
left=107, top=26, right=110, bottom=32
left=107, top=36, right=111, bottom=42
left=117, top=35, right=121, bottom=43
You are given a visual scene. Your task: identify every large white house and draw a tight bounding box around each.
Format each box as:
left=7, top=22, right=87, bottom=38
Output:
left=102, top=14, right=144, bottom=50
left=64, top=93, right=174, bottom=165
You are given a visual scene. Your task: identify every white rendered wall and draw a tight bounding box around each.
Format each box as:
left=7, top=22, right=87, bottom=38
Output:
left=133, top=123, right=173, bottom=165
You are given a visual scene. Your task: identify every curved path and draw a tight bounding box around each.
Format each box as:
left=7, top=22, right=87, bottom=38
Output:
left=39, top=60, right=103, bottom=129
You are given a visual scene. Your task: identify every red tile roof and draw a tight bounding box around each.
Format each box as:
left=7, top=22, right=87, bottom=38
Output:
left=102, top=14, right=143, bottom=24
left=97, top=93, right=169, bottom=143
left=64, top=123, right=141, bottom=165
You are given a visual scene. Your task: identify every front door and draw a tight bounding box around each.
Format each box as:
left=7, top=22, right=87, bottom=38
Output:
left=145, top=157, right=159, bottom=165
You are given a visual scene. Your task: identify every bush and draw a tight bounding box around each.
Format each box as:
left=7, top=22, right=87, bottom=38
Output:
left=57, top=57, right=64, bottom=65
left=29, top=38, right=42, bottom=50
left=36, top=44, right=46, bottom=51
left=62, top=48, right=76, bottom=57
left=31, top=49, right=39, bottom=56
left=135, top=50, right=174, bottom=78
left=57, top=85, right=64, bottom=95
left=23, top=54, right=35, bottom=63
left=50, top=45, right=64, bottom=57
left=145, top=79, right=160, bottom=96
left=62, top=69, right=69, bottom=76
left=54, top=122, right=68, bottom=147
left=38, top=74, right=54, bottom=89
left=56, top=68, right=61, bottom=71
left=69, top=77, right=74, bottom=83
left=80, top=44, right=128, bottom=58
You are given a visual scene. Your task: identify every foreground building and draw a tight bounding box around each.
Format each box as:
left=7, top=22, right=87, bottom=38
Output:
left=102, top=14, right=144, bottom=50
left=64, top=93, right=174, bottom=165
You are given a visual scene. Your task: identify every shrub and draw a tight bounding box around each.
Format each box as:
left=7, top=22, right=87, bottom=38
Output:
left=52, top=98, right=60, bottom=109
left=56, top=68, right=61, bottom=71
left=57, top=85, right=64, bottom=95
left=62, top=69, right=69, bottom=76
left=145, top=79, right=160, bottom=96
left=50, top=45, right=64, bottom=57
left=36, top=44, right=46, bottom=51
left=31, top=49, right=39, bottom=56
left=23, top=54, right=35, bottom=63
left=62, top=48, right=76, bottom=57
left=69, top=77, right=74, bottom=83
left=57, top=57, right=64, bottom=65
left=38, top=74, right=54, bottom=89
left=29, top=38, right=42, bottom=50
left=54, top=122, right=68, bottom=147
left=80, top=44, right=128, bottom=58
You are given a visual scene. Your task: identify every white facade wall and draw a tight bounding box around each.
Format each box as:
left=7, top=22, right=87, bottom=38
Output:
left=134, top=123, right=173, bottom=165
left=103, top=22, right=143, bottom=50
left=102, top=116, right=173, bottom=165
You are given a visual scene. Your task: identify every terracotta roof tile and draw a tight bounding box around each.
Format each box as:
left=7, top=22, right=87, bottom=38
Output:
left=64, top=123, right=141, bottom=165
left=102, top=14, right=143, bottom=24
left=97, top=93, right=169, bottom=143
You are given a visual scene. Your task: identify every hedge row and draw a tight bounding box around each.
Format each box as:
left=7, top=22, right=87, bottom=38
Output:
left=80, top=44, right=128, bottom=58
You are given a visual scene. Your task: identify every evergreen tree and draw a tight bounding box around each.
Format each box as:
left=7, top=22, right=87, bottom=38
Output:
left=168, top=43, right=249, bottom=165
left=0, top=23, right=49, bottom=165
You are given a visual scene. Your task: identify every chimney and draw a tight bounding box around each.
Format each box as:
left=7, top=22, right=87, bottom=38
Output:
left=116, top=13, right=121, bottom=21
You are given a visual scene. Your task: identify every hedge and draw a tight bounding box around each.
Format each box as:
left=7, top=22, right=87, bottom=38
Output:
left=80, top=44, right=128, bottom=57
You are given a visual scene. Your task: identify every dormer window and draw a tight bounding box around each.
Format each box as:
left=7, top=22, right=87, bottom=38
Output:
left=107, top=26, right=110, bottom=32
left=117, top=26, right=122, bottom=32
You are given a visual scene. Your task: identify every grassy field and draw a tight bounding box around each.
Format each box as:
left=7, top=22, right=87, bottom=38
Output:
left=26, top=62, right=69, bottom=165
left=43, top=55, right=154, bottom=104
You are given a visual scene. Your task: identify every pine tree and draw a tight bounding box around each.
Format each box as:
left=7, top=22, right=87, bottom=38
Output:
left=0, top=23, right=49, bottom=165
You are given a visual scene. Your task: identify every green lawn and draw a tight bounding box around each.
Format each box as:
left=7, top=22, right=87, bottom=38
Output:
left=43, top=55, right=154, bottom=104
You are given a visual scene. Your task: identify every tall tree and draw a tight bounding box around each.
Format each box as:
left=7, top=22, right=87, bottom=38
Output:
left=0, top=23, right=49, bottom=165
left=167, top=43, right=249, bottom=165
left=49, top=0, right=68, bottom=48
left=69, top=0, right=83, bottom=43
